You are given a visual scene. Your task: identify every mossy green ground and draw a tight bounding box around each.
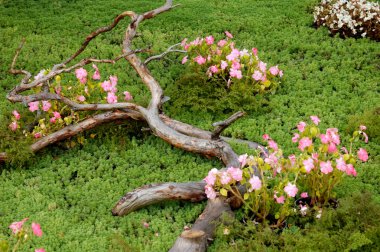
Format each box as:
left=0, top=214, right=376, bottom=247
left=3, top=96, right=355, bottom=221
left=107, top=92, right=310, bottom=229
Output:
left=0, top=0, right=379, bottom=251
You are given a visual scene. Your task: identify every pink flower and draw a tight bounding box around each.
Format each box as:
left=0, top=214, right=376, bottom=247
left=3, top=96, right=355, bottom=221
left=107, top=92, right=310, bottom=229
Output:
left=32, top=222, right=43, bottom=237
left=326, top=128, right=340, bottom=145
left=42, top=101, right=51, bottom=112
left=297, top=121, right=306, bottom=132
left=357, top=148, right=368, bottom=162
left=249, top=176, right=262, bottom=191
left=205, top=185, right=216, bottom=199
left=205, top=35, right=214, bottom=45
left=310, top=115, right=320, bottom=125
left=50, top=117, right=56, bottom=123
left=34, top=132, right=42, bottom=139
left=181, top=56, right=188, bottom=64
left=143, top=222, right=149, bottom=228
left=9, top=218, right=29, bottom=234
left=107, top=92, right=118, bottom=104
left=298, top=137, right=312, bottom=151
left=292, top=133, right=300, bottom=143
left=239, top=49, right=249, bottom=57
left=268, top=140, right=278, bottom=151
left=258, top=61, right=267, bottom=73
left=92, top=64, right=101, bottom=80
left=252, top=70, right=263, bottom=81
left=12, top=110, right=21, bottom=120
left=77, top=95, right=86, bottom=102
left=220, top=60, right=228, bottom=70
left=226, top=49, right=240, bottom=61
left=227, top=167, right=243, bottom=181
left=123, top=91, right=133, bottom=101
left=327, top=142, right=337, bottom=153
left=362, top=132, right=368, bottom=143
left=229, top=69, right=242, bottom=79
left=320, top=134, right=329, bottom=144
left=284, top=183, right=298, bottom=197
left=288, top=154, right=296, bottom=166
left=55, top=86, right=62, bottom=95
left=275, top=196, right=286, bottom=205
left=220, top=172, right=231, bottom=185
left=275, top=195, right=285, bottom=204
left=336, top=156, right=347, bottom=172
left=53, top=111, right=61, bottom=119
left=301, top=192, right=309, bottom=198
left=269, top=66, right=279, bottom=75
left=204, top=168, right=218, bottom=186
left=209, top=65, right=219, bottom=74
left=262, top=134, right=270, bottom=141
left=320, top=161, right=333, bottom=174
left=279, top=70, right=283, bottom=77
left=101, top=80, right=111, bottom=92
left=312, top=153, right=319, bottom=160
left=252, top=48, right=258, bottom=56
left=231, top=61, right=241, bottom=70
left=346, top=164, right=357, bottom=176
left=265, top=153, right=278, bottom=167
left=194, top=55, right=206, bottom=65
left=9, top=121, right=18, bottom=131
left=303, top=158, right=314, bottom=173
left=359, top=125, right=366, bottom=131
left=28, top=101, right=40, bottom=112
left=225, top=31, right=233, bottom=39
left=75, top=67, right=87, bottom=84
left=238, top=154, right=248, bottom=168
left=181, top=38, right=188, bottom=48
left=101, top=79, right=117, bottom=93
left=35, top=249, right=45, bottom=252
left=110, top=75, right=118, bottom=87
left=217, top=39, right=227, bottom=47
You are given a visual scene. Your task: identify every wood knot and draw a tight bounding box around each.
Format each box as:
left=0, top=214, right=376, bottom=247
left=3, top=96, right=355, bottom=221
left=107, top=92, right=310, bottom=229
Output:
left=180, top=230, right=205, bottom=239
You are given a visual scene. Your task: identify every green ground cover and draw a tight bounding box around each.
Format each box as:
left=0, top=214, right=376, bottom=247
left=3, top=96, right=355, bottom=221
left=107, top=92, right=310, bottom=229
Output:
left=0, top=0, right=379, bottom=251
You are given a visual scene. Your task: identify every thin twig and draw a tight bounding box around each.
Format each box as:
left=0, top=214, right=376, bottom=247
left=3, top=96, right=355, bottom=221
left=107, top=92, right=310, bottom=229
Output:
left=144, top=43, right=186, bottom=65
left=211, top=111, right=246, bottom=140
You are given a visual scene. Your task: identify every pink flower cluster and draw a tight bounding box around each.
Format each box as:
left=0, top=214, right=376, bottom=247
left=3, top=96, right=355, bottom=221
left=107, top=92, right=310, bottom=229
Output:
left=292, top=116, right=369, bottom=176
left=49, top=111, right=61, bottom=123
left=181, top=31, right=283, bottom=91
left=9, top=110, right=21, bottom=131
left=100, top=75, right=133, bottom=104
left=203, top=166, right=243, bottom=199
left=9, top=218, right=45, bottom=252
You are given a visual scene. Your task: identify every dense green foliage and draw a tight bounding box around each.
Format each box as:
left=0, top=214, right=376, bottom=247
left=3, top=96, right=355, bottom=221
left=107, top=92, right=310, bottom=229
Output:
left=0, top=0, right=379, bottom=251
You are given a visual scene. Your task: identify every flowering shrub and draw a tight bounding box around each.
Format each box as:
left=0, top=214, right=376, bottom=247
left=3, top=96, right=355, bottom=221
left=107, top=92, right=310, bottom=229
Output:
left=204, top=116, right=369, bottom=227
left=7, top=66, right=133, bottom=146
left=314, top=0, right=380, bottom=41
left=0, top=218, right=45, bottom=252
left=180, top=31, right=283, bottom=94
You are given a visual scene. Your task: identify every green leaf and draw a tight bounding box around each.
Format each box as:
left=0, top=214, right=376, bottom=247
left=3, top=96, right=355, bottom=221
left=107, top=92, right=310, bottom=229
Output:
left=220, top=188, right=228, bottom=197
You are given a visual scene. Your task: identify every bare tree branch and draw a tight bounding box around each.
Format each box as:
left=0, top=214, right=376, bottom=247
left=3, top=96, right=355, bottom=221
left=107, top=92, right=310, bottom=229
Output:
left=62, top=11, right=138, bottom=66
left=9, top=38, right=32, bottom=84
left=144, top=43, right=186, bottom=65
left=112, top=182, right=207, bottom=216
left=211, top=111, right=246, bottom=140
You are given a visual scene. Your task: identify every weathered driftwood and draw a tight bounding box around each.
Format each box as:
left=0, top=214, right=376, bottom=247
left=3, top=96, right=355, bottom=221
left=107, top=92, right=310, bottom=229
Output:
left=3, top=1, right=265, bottom=250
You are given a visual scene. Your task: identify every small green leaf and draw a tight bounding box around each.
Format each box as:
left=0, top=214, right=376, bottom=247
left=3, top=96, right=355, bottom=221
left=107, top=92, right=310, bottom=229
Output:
left=220, top=188, right=228, bottom=197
